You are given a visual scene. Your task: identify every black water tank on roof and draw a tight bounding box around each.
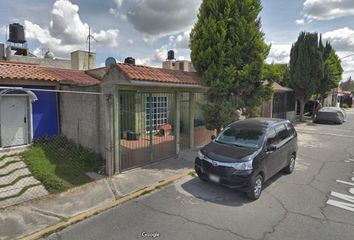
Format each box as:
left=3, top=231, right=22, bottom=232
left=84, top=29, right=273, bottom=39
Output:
left=124, top=57, right=135, bottom=65
left=8, top=23, right=26, bottom=44
left=167, top=50, right=175, bottom=60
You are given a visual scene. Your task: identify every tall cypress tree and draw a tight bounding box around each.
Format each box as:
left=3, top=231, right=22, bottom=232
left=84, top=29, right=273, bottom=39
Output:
left=317, top=41, right=343, bottom=102
left=190, top=0, right=271, bottom=132
left=289, top=32, right=324, bottom=120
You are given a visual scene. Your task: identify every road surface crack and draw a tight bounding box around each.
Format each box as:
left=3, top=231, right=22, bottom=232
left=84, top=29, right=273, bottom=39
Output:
left=137, top=201, right=253, bottom=240
left=260, top=193, right=289, bottom=240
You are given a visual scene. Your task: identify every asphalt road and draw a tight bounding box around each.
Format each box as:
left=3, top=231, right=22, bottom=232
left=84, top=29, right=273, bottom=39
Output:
left=47, top=110, right=354, bottom=240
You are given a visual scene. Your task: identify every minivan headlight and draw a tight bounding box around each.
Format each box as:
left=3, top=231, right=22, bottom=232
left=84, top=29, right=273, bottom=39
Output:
left=197, top=150, right=205, bottom=159
left=232, top=160, right=253, bottom=170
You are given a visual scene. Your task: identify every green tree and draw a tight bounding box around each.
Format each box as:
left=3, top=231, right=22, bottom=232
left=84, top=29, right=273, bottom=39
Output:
left=262, top=63, right=290, bottom=86
left=317, top=41, right=343, bottom=102
left=289, top=32, right=324, bottom=120
left=190, top=0, right=271, bottom=132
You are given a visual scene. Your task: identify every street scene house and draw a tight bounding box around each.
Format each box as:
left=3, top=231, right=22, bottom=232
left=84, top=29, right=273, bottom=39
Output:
left=261, top=81, right=296, bottom=121
left=0, top=61, right=99, bottom=149
left=62, top=61, right=215, bottom=173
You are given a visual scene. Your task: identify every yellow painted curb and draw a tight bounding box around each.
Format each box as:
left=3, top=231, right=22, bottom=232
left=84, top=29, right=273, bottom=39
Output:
left=20, top=170, right=195, bottom=240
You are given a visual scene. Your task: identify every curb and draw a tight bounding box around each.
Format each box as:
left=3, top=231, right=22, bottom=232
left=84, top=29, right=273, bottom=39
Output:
left=20, top=170, right=195, bottom=240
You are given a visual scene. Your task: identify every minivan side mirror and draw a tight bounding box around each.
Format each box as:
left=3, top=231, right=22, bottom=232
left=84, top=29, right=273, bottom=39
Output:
left=211, top=135, right=216, bottom=140
left=267, top=144, right=277, bottom=152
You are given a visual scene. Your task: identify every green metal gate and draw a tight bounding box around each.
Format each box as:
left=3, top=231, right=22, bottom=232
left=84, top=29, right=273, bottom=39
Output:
left=119, top=91, right=176, bottom=171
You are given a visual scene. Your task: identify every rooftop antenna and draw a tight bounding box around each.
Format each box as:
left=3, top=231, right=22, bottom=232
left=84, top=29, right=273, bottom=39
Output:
left=86, top=26, right=97, bottom=69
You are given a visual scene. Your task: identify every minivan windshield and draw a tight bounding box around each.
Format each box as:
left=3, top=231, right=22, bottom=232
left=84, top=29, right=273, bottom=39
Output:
left=215, top=127, right=265, bottom=149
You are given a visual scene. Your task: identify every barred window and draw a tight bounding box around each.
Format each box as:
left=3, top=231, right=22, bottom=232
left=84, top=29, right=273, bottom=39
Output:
left=146, top=96, right=168, bottom=131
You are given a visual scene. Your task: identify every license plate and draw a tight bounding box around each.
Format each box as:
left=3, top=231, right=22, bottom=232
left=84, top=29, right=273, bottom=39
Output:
left=209, top=174, right=220, bottom=183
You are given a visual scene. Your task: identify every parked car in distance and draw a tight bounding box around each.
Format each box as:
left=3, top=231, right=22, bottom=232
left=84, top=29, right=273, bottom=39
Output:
left=314, top=107, right=346, bottom=124
left=195, top=118, right=298, bottom=200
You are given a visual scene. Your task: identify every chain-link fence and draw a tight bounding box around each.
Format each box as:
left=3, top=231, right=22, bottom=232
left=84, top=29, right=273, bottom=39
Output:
left=0, top=87, right=106, bottom=209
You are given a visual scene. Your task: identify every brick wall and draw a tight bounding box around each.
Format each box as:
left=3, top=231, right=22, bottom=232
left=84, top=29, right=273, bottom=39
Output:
left=194, top=127, right=216, bottom=148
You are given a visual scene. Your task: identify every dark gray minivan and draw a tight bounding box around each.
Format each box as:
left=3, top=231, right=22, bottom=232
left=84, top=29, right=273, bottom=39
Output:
left=195, top=118, right=298, bottom=200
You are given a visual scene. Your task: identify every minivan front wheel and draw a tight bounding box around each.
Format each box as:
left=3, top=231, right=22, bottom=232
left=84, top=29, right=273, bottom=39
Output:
left=247, top=175, right=263, bottom=200
left=195, top=167, right=207, bottom=181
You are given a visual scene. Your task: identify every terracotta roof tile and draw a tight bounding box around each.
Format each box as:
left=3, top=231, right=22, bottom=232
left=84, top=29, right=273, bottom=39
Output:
left=0, top=61, right=57, bottom=81
left=0, top=61, right=100, bottom=85
left=46, top=68, right=100, bottom=85
left=116, top=63, right=202, bottom=85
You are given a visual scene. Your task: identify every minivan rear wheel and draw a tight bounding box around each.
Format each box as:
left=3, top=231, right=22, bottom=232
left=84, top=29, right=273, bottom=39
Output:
left=247, top=175, right=263, bottom=200
left=284, top=154, right=296, bottom=174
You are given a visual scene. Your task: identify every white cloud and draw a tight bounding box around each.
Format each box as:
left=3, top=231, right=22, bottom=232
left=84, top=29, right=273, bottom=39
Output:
left=24, top=0, right=119, bottom=57
left=175, top=30, right=190, bottom=49
left=92, top=29, right=119, bottom=47
left=295, top=19, right=306, bottom=25
left=266, top=43, right=291, bottom=64
left=128, top=39, right=134, bottom=44
left=323, top=27, right=354, bottom=51
left=340, top=56, right=354, bottom=80
left=108, top=0, right=129, bottom=21
left=154, top=47, right=168, bottom=62
left=127, top=0, right=201, bottom=39
left=299, top=0, right=354, bottom=23
left=0, top=25, right=6, bottom=35
left=113, top=0, right=124, bottom=8
left=135, top=57, right=150, bottom=65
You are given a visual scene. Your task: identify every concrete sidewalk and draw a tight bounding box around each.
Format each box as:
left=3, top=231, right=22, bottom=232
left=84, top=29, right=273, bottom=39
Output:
left=0, top=149, right=197, bottom=240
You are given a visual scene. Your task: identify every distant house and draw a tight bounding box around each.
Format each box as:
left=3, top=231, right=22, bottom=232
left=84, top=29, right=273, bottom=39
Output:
left=324, top=86, right=353, bottom=107
left=261, top=81, right=296, bottom=121
left=0, top=61, right=99, bottom=149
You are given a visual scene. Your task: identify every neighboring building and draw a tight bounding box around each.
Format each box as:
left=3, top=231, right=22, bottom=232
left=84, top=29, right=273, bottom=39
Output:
left=2, top=44, right=96, bottom=71
left=162, top=50, right=196, bottom=72
left=0, top=61, right=99, bottom=149
left=261, top=81, right=296, bottom=121
left=323, top=86, right=353, bottom=107
left=1, top=22, right=96, bottom=70
left=163, top=60, right=196, bottom=72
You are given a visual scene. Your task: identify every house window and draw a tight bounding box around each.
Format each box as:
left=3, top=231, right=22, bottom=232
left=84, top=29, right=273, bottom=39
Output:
left=146, top=96, right=168, bottom=131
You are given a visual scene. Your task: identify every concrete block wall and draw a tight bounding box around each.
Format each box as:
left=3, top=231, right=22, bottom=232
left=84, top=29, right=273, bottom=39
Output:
left=8, top=55, right=72, bottom=69
left=59, top=85, right=105, bottom=157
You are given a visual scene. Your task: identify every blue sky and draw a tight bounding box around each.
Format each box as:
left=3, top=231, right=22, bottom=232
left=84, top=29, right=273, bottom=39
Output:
left=1, top=0, right=354, bottom=80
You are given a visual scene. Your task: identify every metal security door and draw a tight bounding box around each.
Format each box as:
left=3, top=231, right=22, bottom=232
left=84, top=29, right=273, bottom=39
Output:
left=272, top=93, right=286, bottom=119
left=119, top=92, right=176, bottom=171
left=0, top=96, right=28, bottom=147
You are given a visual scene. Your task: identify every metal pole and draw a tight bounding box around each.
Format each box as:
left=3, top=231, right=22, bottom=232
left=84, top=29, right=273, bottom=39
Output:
left=149, top=93, right=153, bottom=162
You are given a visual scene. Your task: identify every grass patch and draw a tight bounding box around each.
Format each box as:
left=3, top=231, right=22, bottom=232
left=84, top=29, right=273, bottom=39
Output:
left=21, top=136, right=104, bottom=194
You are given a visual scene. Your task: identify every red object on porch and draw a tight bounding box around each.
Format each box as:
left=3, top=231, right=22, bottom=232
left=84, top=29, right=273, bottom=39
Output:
left=160, top=124, right=172, bottom=136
